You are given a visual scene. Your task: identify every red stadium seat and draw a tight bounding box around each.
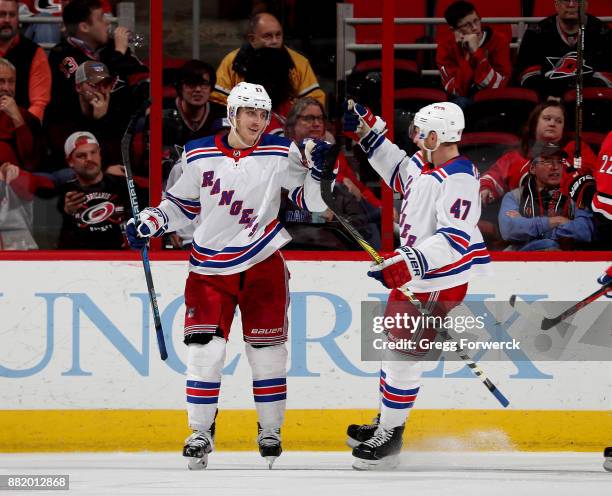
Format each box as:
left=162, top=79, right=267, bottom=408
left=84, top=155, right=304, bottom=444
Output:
left=347, top=0, right=427, bottom=44
left=563, top=87, right=612, bottom=134
left=394, top=87, right=448, bottom=113
left=567, top=131, right=607, bottom=152
left=460, top=132, right=520, bottom=173
left=465, top=88, right=539, bottom=134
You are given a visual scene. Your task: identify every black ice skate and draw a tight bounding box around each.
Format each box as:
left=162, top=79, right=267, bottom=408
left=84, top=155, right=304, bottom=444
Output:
left=346, top=413, right=380, bottom=448
left=183, top=422, right=215, bottom=470
left=604, top=447, right=612, bottom=472
left=352, top=424, right=404, bottom=471
left=257, top=423, right=282, bottom=469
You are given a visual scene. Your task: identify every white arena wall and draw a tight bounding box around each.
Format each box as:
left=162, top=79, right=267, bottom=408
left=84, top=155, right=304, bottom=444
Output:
left=0, top=252, right=610, bottom=452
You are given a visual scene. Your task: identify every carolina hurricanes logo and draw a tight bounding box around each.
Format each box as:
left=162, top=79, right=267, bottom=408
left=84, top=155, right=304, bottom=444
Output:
left=80, top=202, right=116, bottom=225
left=545, top=52, right=593, bottom=79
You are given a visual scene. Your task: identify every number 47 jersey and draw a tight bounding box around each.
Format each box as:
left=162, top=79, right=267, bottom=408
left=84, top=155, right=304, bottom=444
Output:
left=369, top=139, right=491, bottom=292
left=158, top=133, right=327, bottom=275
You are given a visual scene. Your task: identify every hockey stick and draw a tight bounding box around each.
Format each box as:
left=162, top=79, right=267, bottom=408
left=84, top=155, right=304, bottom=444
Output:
left=121, top=99, right=168, bottom=361
left=573, top=0, right=585, bottom=169
left=318, top=144, right=509, bottom=407
left=509, top=282, right=612, bottom=331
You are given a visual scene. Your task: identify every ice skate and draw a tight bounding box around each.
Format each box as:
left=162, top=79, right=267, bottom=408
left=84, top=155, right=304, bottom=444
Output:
left=183, top=427, right=215, bottom=470
left=352, top=424, right=404, bottom=471
left=346, top=413, right=380, bottom=448
left=257, top=423, right=282, bottom=469
left=604, top=447, right=612, bottom=472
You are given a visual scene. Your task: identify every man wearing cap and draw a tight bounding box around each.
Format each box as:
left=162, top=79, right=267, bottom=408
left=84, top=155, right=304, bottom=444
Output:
left=46, top=60, right=127, bottom=169
left=47, top=0, right=148, bottom=129
left=498, top=142, right=594, bottom=250
left=57, top=131, right=130, bottom=249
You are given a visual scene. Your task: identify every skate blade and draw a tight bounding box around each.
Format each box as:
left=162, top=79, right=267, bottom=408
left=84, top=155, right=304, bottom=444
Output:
left=187, top=455, right=208, bottom=470
left=265, top=456, right=278, bottom=469
left=604, top=459, right=612, bottom=473
left=346, top=437, right=360, bottom=449
left=352, top=454, right=399, bottom=471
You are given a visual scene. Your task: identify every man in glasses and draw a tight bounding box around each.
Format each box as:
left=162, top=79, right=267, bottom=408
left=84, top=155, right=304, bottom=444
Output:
left=515, top=0, right=612, bottom=99
left=436, top=0, right=511, bottom=108
left=163, top=59, right=226, bottom=155
left=498, top=142, right=594, bottom=250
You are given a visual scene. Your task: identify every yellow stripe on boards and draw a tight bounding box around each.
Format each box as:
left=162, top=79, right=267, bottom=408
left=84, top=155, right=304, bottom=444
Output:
left=0, top=410, right=610, bottom=452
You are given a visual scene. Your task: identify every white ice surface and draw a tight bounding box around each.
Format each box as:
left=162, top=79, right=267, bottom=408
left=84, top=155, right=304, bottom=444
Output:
left=1, top=451, right=611, bottom=496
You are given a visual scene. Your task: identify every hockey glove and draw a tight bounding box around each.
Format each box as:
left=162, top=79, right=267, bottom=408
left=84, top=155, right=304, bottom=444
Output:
left=597, top=265, right=612, bottom=298
left=367, top=246, right=427, bottom=289
left=126, top=207, right=168, bottom=250
left=304, top=139, right=337, bottom=182
left=566, top=171, right=596, bottom=210
left=343, top=100, right=387, bottom=154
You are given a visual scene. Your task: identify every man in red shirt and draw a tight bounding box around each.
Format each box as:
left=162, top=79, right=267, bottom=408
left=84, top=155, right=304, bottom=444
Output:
left=436, top=0, right=511, bottom=108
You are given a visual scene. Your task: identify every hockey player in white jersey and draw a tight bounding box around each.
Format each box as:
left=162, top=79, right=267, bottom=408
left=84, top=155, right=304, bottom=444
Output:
left=126, top=82, right=331, bottom=470
left=343, top=101, right=491, bottom=470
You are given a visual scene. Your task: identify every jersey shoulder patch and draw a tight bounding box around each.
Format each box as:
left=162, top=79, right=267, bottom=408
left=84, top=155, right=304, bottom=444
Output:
left=259, top=134, right=292, bottom=148
left=254, top=134, right=291, bottom=157
left=184, top=135, right=223, bottom=164
left=427, top=156, right=478, bottom=183
left=185, top=135, right=216, bottom=153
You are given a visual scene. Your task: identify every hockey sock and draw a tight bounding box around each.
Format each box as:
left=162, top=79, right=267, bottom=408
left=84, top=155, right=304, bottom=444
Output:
left=186, top=338, right=226, bottom=432
left=378, top=353, right=422, bottom=429
left=246, top=344, right=288, bottom=429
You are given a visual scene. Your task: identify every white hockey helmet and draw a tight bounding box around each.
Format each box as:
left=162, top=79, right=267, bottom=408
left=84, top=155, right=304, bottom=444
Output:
left=227, top=82, right=272, bottom=130
left=411, top=101, right=464, bottom=144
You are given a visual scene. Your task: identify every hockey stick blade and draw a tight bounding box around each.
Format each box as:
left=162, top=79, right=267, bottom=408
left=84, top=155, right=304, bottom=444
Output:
left=321, top=157, right=508, bottom=407
left=122, top=100, right=168, bottom=361
left=540, top=283, right=611, bottom=331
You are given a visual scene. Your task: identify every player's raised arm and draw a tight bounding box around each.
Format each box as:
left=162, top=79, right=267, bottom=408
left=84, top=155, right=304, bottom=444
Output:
left=343, top=101, right=424, bottom=196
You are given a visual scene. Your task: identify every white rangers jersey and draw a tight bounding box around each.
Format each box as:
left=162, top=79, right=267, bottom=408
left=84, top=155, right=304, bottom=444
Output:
left=157, top=133, right=326, bottom=275
left=369, top=139, right=491, bottom=292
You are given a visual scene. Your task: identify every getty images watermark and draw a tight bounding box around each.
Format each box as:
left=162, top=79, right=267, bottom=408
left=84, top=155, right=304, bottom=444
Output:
left=360, top=299, right=612, bottom=362
left=370, top=313, right=520, bottom=354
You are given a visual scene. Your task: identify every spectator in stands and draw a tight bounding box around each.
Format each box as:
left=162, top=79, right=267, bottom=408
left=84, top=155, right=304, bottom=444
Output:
left=56, top=131, right=130, bottom=249
left=46, top=60, right=129, bottom=168
left=0, top=161, right=37, bottom=249
left=47, top=0, right=148, bottom=128
left=515, top=0, right=612, bottom=100
left=163, top=59, right=226, bottom=163
left=498, top=142, right=593, bottom=250
left=0, top=0, right=51, bottom=121
left=211, top=12, right=325, bottom=114
left=0, top=58, right=43, bottom=171
left=283, top=97, right=381, bottom=250
left=480, top=101, right=597, bottom=205
left=6, top=131, right=131, bottom=249
left=436, top=0, right=511, bottom=108
left=285, top=96, right=382, bottom=210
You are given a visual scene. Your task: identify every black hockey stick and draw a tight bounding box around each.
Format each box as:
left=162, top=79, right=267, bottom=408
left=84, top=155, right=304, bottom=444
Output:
left=573, top=0, right=585, bottom=169
left=319, top=145, right=509, bottom=407
left=510, top=282, right=612, bottom=331
left=121, top=99, right=168, bottom=361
